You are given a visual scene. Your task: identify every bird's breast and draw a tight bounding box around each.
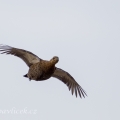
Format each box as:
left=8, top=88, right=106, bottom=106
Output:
left=28, top=61, right=55, bottom=81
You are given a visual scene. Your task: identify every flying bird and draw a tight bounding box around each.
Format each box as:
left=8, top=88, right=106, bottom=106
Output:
left=0, top=44, right=87, bottom=98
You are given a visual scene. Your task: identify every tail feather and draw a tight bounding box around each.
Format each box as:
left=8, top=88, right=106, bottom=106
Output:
left=23, top=74, right=28, bottom=78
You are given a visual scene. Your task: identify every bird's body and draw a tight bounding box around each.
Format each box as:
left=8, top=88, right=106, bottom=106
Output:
left=26, top=58, right=57, bottom=81
left=0, top=44, right=87, bottom=98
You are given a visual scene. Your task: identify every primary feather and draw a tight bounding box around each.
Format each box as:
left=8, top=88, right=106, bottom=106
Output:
left=0, top=45, right=41, bottom=67
left=0, top=44, right=87, bottom=98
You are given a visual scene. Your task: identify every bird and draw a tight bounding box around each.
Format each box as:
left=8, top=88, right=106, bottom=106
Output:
left=0, top=44, right=87, bottom=98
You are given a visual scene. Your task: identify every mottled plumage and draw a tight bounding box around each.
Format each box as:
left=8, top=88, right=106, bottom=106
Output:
left=0, top=44, right=87, bottom=98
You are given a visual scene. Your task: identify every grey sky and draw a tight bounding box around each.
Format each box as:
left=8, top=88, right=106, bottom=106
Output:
left=0, top=0, right=120, bottom=120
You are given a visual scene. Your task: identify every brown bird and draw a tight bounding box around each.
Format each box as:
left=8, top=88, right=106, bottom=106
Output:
left=0, top=44, right=87, bottom=98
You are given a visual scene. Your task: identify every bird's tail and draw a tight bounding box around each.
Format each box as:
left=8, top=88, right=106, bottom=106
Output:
left=23, top=74, right=28, bottom=78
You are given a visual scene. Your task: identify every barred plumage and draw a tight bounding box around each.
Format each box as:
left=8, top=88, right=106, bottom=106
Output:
left=0, top=44, right=87, bottom=98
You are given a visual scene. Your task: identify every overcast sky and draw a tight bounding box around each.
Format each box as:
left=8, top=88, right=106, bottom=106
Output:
left=0, top=0, right=120, bottom=120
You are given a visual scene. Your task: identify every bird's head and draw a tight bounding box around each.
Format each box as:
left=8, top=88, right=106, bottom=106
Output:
left=50, top=56, right=59, bottom=64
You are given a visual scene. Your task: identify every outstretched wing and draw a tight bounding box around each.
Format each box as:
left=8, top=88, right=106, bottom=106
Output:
left=52, top=67, right=87, bottom=98
left=0, top=45, right=41, bottom=67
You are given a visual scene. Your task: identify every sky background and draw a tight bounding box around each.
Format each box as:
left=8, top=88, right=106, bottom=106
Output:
left=0, top=0, right=120, bottom=120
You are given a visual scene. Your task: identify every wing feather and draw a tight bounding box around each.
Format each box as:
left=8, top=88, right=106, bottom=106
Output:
left=0, top=45, right=41, bottom=67
left=75, top=86, right=78, bottom=97
left=52, top=67, right=87, bottom=98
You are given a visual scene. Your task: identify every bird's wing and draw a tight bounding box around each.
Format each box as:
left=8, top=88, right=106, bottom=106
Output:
left=0, top=45, right=41, bottom=67
left=52, top=67, right=87, bottom=98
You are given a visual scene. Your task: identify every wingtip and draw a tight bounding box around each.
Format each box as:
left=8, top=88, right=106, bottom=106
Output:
left=0, top=44, right=12, bottom=50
